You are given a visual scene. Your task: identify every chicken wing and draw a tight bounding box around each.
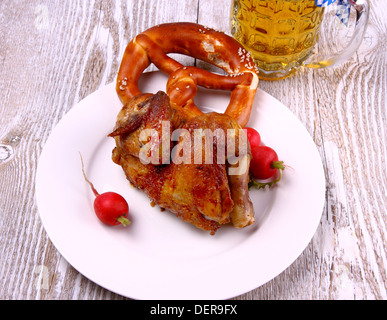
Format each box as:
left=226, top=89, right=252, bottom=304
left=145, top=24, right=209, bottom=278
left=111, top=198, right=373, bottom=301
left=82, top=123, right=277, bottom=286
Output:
left=110, top=91, right=254, bottom=234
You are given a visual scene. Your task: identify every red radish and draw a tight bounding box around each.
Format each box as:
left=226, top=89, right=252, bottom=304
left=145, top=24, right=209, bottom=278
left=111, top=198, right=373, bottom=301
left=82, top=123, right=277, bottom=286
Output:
left=80, top=154, right=131, bottom=227
left=93, top=192, right=130, bottom=226
left=250, top=145, right=284, bottom=180
left=244, top=127, right=261, bottom=150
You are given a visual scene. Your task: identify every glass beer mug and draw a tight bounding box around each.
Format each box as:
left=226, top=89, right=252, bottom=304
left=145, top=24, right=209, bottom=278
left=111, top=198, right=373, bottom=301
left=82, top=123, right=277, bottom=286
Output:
left=231, top=0, right=370, bottom=80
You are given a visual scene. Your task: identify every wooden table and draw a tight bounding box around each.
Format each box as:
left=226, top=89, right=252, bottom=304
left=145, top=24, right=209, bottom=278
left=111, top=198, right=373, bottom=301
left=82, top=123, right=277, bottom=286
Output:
left=1, top=0, right=386, bottom=300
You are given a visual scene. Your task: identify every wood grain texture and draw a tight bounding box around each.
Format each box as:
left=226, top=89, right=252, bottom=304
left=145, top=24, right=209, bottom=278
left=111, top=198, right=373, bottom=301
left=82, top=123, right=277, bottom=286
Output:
left=0, top=0, right=386, bottom=300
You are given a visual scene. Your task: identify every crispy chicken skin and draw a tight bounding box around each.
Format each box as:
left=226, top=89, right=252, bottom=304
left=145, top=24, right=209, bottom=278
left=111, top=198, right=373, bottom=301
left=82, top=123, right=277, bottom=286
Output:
left=110, top=91, right=254, bottom=234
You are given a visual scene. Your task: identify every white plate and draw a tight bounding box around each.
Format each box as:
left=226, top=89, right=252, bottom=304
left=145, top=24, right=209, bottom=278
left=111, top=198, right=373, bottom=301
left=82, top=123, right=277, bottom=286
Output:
left=36, top=71, right=325, bottom=300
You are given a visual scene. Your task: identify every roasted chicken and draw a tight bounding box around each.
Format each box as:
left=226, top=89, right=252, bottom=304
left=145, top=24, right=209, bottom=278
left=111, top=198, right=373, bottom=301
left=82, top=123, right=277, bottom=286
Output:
left=109, top=91, right=254, bottom=235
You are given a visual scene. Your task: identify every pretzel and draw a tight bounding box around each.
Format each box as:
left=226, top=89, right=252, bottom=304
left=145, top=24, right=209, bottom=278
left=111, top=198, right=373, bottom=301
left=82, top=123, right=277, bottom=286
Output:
left=116, top=22, right=259, bottom=127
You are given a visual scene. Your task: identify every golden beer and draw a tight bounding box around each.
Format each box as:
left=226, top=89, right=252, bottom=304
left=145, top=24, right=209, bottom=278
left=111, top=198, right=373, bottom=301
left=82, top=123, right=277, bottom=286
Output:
left=231, top=0, right=325, bottom=80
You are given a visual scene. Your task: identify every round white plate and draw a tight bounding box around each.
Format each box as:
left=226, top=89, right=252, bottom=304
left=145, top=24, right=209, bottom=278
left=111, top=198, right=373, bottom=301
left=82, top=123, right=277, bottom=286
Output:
left=36, top=71, right=325, bottom=300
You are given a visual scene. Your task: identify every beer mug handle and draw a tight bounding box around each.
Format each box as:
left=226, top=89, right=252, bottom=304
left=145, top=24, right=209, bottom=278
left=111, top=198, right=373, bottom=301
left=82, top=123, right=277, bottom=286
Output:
left=303, top=0, right=370, bottom=69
